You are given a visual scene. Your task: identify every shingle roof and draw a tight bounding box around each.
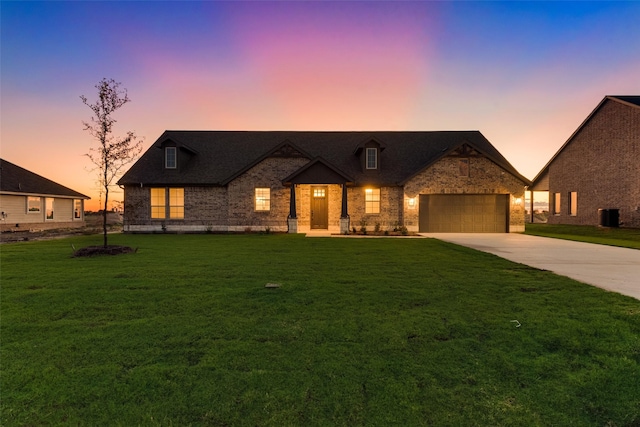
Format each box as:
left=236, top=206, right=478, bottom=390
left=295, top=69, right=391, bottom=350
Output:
left=610, top=96, right=640, bottom=107
left=0, top=159, right=89, bottom=199
left=118, top=131, right=530, bottom=187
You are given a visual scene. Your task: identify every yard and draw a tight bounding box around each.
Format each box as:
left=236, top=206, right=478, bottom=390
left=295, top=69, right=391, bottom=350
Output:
left=2, top=234, right=639, bottom=426
left=525, top=223, right=640, bottom=249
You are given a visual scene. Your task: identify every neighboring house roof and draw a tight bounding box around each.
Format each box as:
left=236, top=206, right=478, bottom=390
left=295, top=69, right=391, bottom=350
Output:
left=0, top=158, right=89, bottom=199
left=530, top=95, right=640, bottom=189
left=119, top=131, right=530, bottom=187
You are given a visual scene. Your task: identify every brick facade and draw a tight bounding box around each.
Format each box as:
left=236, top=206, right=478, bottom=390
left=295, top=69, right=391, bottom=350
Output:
left=123, top=153, right=527, bottom=233
left=403, top=156, right=526, bottom=232
left=545, top=99, right=640, bottom=228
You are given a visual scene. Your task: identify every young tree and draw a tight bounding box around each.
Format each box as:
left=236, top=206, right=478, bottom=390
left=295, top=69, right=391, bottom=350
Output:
left=81, top=78, right=143, bottom=248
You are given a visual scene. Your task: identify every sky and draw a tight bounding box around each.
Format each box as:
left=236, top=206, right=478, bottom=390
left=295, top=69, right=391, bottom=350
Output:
left=2, top=1, right=639, bottom=211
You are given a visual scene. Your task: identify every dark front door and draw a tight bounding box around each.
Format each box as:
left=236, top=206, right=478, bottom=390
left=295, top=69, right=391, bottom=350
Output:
left=311, top=186, right=328, bottom=229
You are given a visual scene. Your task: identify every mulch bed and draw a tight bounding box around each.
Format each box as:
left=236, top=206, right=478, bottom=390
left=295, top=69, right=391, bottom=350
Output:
left=72, top=245, right=136, bottom=257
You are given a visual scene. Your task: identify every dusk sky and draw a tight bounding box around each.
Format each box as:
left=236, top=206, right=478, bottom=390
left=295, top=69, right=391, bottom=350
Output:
left=2, top=1, right=639, bottom=211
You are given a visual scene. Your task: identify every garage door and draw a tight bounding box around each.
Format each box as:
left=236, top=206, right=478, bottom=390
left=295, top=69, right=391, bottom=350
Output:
left=419, top=194, right=508, bottom=233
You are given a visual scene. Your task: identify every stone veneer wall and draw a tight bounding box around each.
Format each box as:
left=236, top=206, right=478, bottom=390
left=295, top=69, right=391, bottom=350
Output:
left=547, top=99, right=640, bottom=228
left=227, top=157, right=309, bottom=231
left=403, top=156, right=526, bottom=232
left=123, top=157, right=308, bottom=232
left=346, top=186, right=404, bottom=232
left=122, top=154, right=527, bottom=233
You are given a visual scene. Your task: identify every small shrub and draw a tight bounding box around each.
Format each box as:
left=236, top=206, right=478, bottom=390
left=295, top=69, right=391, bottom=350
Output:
left=359, top=219, right=368, bottom=235
left=374, top=222, right=381, bottom=233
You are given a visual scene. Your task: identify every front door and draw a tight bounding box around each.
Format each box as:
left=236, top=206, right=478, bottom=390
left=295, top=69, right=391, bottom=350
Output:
left=311, top=186, right=328, bottom=229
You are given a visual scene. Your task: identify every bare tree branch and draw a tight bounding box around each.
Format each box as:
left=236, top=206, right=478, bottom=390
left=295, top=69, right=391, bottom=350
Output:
left=81, top=78, right=143, bottom=247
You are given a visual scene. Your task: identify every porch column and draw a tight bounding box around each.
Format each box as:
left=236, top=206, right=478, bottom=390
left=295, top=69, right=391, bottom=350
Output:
left=340, top=184, right=350, bottom=234
left=530, top=190, right=534, bottom=224
left=287, top=184, right=298, bottom=233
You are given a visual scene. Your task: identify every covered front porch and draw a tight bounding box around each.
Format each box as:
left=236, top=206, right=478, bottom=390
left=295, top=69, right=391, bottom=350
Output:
left=282, top=158, right=354, bottom=234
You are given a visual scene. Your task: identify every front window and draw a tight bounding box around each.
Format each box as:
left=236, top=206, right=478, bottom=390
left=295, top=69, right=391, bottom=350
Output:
left=151, top=188, right=166, bottom=219
left=165, top=147, right=177, bottom=169
left=169, top=188, right=184, bottom=219
left=46, top=198, right=54, bottom=220
left=366, top=148, right=378, bottom=169
left=74, top=200, right=82, bottom=219
left=255, top=188, right=271, bottom=211
left=365, top=188, right=380, bottom=214
left=569, top=192, right=577, bottom=216
left=27, top=196, right=41, bottom=213
left=553, top=192, right=561, bottom=215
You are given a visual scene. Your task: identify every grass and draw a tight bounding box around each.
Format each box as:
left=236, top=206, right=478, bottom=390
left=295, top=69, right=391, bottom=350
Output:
left=525, top=223, right=640, bottom=249
left=2, top=234, right=640, bottom=426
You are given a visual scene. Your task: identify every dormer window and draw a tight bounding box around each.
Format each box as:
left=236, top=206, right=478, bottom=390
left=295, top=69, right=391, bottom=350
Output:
left=366, top=147, right=378, bottom=169
left=165, top=147, right=177, bottom=169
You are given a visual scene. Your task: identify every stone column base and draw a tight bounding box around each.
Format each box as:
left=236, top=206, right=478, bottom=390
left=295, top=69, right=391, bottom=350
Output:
left=288, top=218, right=298, bottom=234
left=340, top=217, right=350, bottom=234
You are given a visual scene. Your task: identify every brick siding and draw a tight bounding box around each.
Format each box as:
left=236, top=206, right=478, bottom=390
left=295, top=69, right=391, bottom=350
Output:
left=547, top=99, right=640, bottom=227
left=123, top=154, right=527, bottom=233
left=403, top=156, right=526, bottom=232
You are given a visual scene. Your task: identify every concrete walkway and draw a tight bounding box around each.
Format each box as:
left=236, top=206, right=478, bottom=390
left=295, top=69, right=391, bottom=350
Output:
left=421, top=233, right=640, bottom=301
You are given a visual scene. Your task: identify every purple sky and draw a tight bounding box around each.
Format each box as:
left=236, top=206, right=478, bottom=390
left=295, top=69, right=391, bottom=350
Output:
left=2, top=1, right=638, bottom=210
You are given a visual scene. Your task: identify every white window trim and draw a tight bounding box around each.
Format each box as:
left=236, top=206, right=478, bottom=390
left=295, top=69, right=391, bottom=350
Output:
left=45, top=198, right=54, bottom=220
left=165, top=147, right=177, bottom=169
left=366, top=147, right=378, bottom=170
left=27, top=196, right=41, bottom=214
left=255, top=187, right=271, bottom=211
left=365, top=188, right=381, bottom=214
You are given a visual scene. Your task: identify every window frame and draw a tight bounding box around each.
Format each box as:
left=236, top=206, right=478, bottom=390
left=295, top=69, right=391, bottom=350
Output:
left=553, top=192, right=561, bottom=215
left=366, top=147, right=378, bottom=170
left=74, top=199, right=82, bottom=219
left=45, top=198, right=54, bottom=220
left=169, top=188, right=184, bottom=219
left=27, top=196, right=41, bottom=214
left=150, top=188, right=167, bottom=219
left=255, top=187, right=271, bottom=212
left=165, top=147, right=177, bottom=169
left=568, top=191, right=577, bottom=216
left=365, top=188, right=381, bottom=214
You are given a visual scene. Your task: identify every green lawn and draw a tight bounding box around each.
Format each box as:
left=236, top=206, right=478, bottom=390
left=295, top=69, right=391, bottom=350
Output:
left=525, top=223, right=640, bottom=249
left=2, top=234, right=639, bottom=426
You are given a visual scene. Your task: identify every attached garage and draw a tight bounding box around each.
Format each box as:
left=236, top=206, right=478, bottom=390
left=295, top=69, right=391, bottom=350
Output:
left=419, top=194, right=509, bottom=233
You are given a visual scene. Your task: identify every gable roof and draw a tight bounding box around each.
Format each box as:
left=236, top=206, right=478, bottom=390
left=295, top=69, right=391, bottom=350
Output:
left=530, top=95, right=640, bottom=189
left=0, top=158, right=89, bottom=199
left=118, top=131, right=530, bottom=187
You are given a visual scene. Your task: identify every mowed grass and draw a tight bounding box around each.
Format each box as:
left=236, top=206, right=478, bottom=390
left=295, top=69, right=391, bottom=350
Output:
left=526, top=223, right=640, bottom=249
left=2, top=234, right=639, bottom=426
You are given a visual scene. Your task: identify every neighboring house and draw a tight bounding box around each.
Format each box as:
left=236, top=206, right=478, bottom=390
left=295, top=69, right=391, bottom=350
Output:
left=118, top=131, right=530, bottom=234
left=530, top=96, right=640, bottom=228
left=0, top=159, right=90, bottom=232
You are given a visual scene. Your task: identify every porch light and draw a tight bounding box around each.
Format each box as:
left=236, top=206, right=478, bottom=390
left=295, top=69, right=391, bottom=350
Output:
left=407, top=197, right=416, bottom=209
left=514, top=197, right=522, bottom=205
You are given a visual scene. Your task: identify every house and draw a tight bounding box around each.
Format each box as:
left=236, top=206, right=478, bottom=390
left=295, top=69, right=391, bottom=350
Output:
left=529, top=96, right=640, bottom=228
left=117, top=131, right=530, bottom=234
left=0, top=159, right=90, bottom=232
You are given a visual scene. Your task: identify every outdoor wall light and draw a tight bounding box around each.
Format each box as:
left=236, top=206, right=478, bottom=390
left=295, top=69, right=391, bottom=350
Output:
left=407, top=198, right=416, bottom=209
left=514, top=197, right=523, bottom=205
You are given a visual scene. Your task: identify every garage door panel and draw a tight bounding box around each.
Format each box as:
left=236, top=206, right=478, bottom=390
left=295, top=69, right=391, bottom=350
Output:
left=419, top=194, right=508, bottom=233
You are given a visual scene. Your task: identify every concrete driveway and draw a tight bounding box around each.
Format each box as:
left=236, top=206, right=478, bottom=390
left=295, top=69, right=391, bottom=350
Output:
left=421, top=233, right=640, bottom=301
